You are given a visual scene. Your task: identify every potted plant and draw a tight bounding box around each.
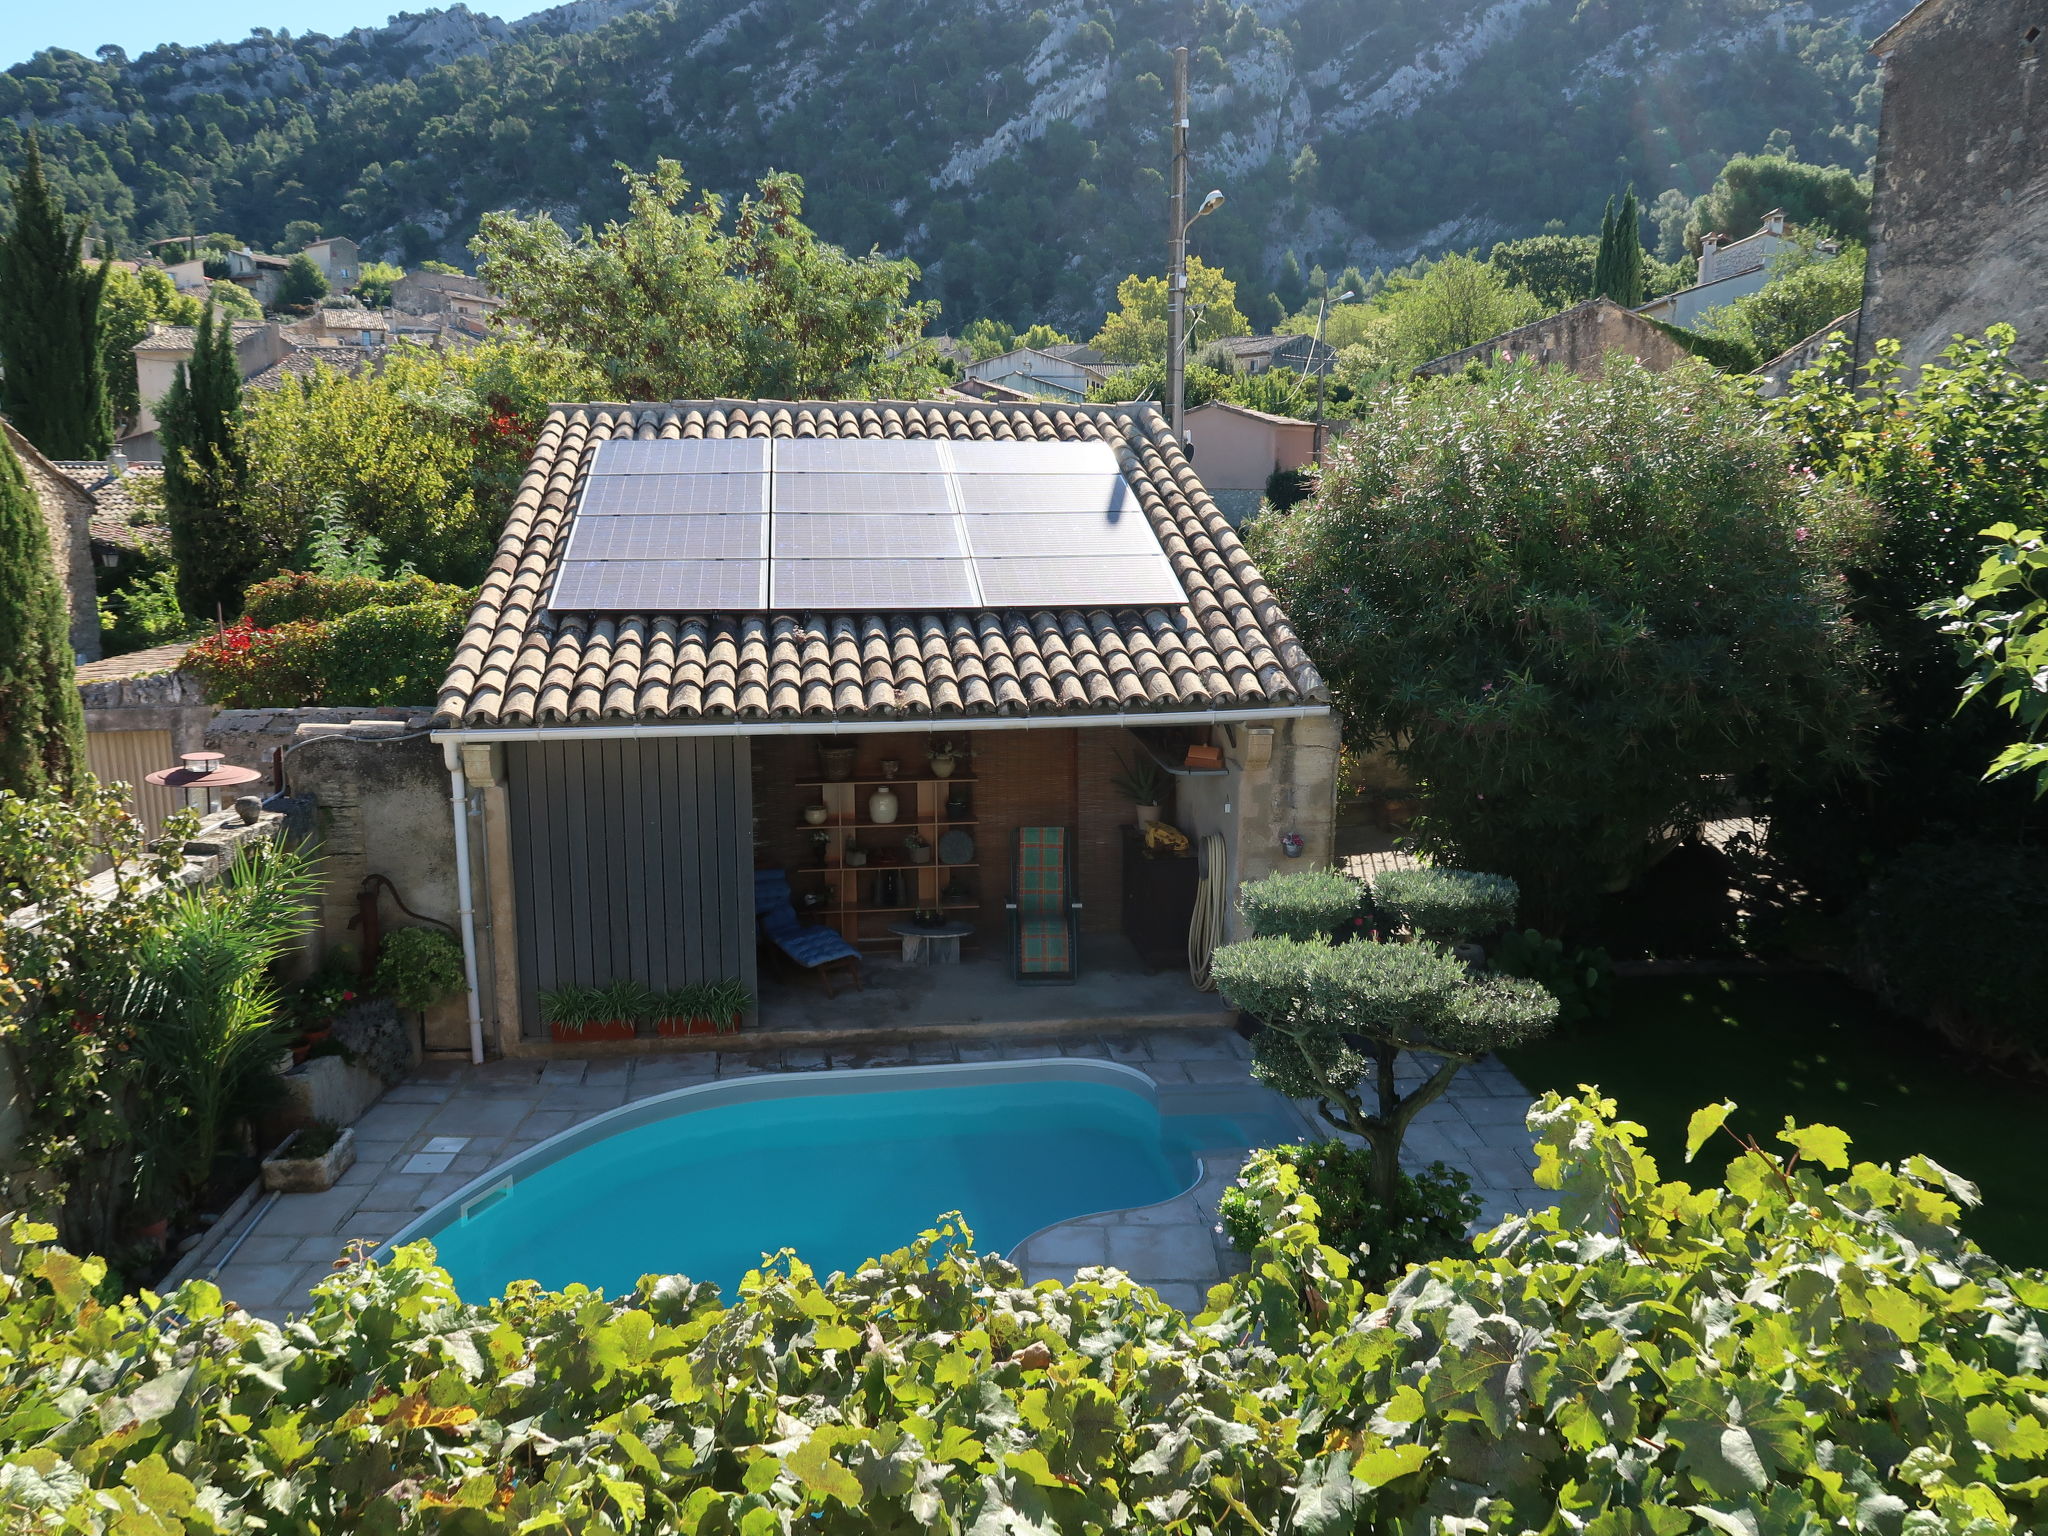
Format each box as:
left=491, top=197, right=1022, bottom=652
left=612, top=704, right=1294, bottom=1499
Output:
left=927, top=739, right=964, bottom=779
left=818, top=741, right=857, bottom=781
left=1112, top=750, right=1170, bottom=826
left=653, top=981, right=716, bottom=1037
left=262, top=1121, right=356, bottom=1193
left=540, top=983, right=635, bottom=1043
left=904, top=831, right=932, bottom=864
left=699, top=977, right=751, bottom=1034
left=598, top=978, right=658, bottom=1039
left=373, top=928, right=465, bottom=1037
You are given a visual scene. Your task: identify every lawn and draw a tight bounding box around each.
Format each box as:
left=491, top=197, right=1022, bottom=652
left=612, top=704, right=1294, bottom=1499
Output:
left=1500, top=972, right=2047, bottom=1268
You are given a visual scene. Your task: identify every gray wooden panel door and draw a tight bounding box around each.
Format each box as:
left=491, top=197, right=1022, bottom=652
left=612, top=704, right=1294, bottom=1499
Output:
left=505, top=736, right=754, bottom=1037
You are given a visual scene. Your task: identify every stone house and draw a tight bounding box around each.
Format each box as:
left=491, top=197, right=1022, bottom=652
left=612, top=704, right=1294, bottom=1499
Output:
left=962, top=346, right=1115, bottom=402
left=391, top=270, right=505, bottom=327
left=1636, top=211, right=1798, bottom=330
left=1414, top=297, right=1692, bottom=379
left=1209, top=333, right=1336, bottom=376
left=1857, top=0, right=2048, bottom=376
left=130, top=321, right=289, bottom=439
left=301, top=237, right=361, bottom=291
left=4, top=419, right=101, bottom=662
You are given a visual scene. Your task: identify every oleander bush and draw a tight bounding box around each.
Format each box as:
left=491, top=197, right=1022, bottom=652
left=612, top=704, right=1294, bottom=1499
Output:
left=0, top=1093, right=2041, bottom=1534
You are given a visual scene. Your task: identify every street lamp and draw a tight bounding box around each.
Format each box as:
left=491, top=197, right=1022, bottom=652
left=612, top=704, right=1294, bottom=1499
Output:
left=1167, top=187, right=1225, bottom=443
left=1309, top=288, right=1355, bottom=460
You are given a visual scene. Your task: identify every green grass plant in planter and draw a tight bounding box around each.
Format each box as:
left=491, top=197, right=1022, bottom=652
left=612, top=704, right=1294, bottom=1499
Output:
left=653, top=982, right=713, bottom=1037
left=1371, top=867, right=1518, bottom=945
left=1217, top=1140, right=1479, bottom=1288
left=538, top=984, right=603, bottom=1042
left=592, top=978, right=657, bottom=1039
left=1237, top=866, right=1364, bottom=943
left=700, top=977, right=751, bottom=1034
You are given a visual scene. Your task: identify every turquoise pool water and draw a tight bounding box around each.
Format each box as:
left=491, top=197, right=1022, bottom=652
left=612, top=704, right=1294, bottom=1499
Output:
left=407, top=1076, right=1290, bottom=1297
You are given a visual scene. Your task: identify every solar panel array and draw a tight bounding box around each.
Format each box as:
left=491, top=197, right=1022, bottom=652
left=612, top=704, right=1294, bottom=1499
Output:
left=549, top=437, right=1185, bottom=613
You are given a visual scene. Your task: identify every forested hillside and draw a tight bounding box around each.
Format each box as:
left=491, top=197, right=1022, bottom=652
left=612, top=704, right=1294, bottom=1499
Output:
left=1, top=0, right=1895, bottom=328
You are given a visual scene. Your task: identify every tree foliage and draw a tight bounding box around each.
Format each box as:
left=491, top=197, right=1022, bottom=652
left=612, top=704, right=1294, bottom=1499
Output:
left=1384, top=252, right=1543, bottom=368
left=159, top=306, right=253, bottom=619
left=1249, top=359, right=1873, bottom=918
left=1929, top=523, right=2048, bottom=793
left=97, top=263, right=202, bottom=427
left=1592, top=189, right=1645, bottom=307
left=1696, top=240, right=1866, bottom=362
left=474, top=160, right=941, bottom=402
left=274, top=249, right=329, bottom=310
left=1684, top=150, right=1871, bottom=252
left=1088, top=255, right=1250, bottom=365
left=1487, top=233, right=1596, bottom=312
left=5, top=1090, right=2034, bottom=1532
left=0, top=433, right=88, bottom=798
left=0, top=133, right=110, bottom=458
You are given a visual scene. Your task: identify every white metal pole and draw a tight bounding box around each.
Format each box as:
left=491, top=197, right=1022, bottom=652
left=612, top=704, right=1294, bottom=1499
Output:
left=1167, top=44, right=1189, bottom=442
left=442, top=739, right=486, bottom=1064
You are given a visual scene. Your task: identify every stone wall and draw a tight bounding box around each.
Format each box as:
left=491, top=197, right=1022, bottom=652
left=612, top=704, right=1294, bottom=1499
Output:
left=1859, top=0, right=2048, bottom=378
left=1414, top=298, right=1690, bottom=379
left=6, top=419, right=100, bottom=662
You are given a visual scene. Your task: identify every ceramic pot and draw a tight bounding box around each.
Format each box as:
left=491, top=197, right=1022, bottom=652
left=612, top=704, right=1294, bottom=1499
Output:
left=880, top=759, right=900, bottom=780
left=819, top=746, right=856, bottom=781
left=928, top=751, right=958, bottom=779
left=844, top=849, right=868, bottom=868
left=908, top=844, right=931, bottom=864
left=1134, top=803, right=1162, bottom=826
left=803, top=804, right=829, bottom=826
left=868, top=786, right=900, bottom=824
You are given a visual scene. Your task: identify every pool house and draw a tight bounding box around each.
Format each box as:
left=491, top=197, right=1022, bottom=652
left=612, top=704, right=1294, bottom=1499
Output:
left=429, top=399, right=1338, bottom=1054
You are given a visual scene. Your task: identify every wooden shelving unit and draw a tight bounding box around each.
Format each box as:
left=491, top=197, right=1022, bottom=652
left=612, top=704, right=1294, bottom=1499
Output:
left=794, top=776, right=981, bottom=947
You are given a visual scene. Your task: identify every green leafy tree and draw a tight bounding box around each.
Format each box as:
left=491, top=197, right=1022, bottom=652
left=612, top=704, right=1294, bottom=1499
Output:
left=1685, top=150, right=1871, bottom=251
left=1250, top=359, right=1873, bottom=919
left=1928, top=523, right=2048, bottom=792
left=1213, top=870, right=1555, bottom=1204
left=353, top=259, right=404, bottom=308
left=1016, top=322, right=1070, bottom=350
left=1487, top=233, right=1596, bottom=312
left=273, top=250, right=329, bottom=310
left=475, top=160, right=940, bottom=401
left=1384, top=252, right=1543, bottom=367
left=158, top=307, right=254, bottom=619
left=1274, top=250, right=1308, bottom=314
left=0, top=433, right=88, bottom=797
left=959, top=317, right=1016, bottom=360
left=207, top=279, right=263, bottom=319
left=1591, top=189, right=1645, bottom=306
left=280, top=219, right=322, bottom=251
left=0, top=133, right=111, bottom=458
left=1696, top=240, right=1866, bottom=361
left=1088, top=255, right=1251, bottom=365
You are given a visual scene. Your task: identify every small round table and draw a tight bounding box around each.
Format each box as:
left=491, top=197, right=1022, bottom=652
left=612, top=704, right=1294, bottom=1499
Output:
left=887, top=920, right=974, bottom=965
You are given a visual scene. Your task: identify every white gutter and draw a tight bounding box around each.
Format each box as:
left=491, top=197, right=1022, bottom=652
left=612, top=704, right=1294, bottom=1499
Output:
left=430, top=703, right=1330, bottom=746
left=440, top=739, right=487, bottom=1065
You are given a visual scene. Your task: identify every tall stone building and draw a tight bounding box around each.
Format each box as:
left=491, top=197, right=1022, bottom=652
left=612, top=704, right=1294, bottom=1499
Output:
left=1859, top=0, right=2048, bottom=375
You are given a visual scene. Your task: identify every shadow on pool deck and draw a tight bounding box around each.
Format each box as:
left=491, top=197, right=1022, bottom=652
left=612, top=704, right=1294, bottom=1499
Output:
left=753, top=934, right=1231, bottom=1039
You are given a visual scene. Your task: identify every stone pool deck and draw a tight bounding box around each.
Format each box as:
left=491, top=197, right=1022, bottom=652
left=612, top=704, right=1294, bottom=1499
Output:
left=212, top=1031, right=1546, bottom=1321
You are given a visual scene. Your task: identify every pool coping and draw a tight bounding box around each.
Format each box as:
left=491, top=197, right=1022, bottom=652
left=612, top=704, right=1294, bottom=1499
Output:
left=384, top=1056, right=1174, bottom=1258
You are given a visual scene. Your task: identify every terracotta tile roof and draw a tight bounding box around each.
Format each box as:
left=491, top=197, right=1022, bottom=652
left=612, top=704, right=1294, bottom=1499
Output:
left=134, top=321, right=271, bottom=351
left=437, top=400, right=1328, bottom=729
left=246, top=348, right=375, bottom=391
left=51, top=461, right=168, bottom=549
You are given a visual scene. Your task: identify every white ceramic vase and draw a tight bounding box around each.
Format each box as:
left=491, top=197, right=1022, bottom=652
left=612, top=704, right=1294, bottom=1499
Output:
left=868, top=786, right=900, bottom=824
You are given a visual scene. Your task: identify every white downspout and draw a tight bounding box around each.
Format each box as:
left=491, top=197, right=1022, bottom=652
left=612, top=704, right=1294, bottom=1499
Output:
left=442, top=739, right=486, bottom=1065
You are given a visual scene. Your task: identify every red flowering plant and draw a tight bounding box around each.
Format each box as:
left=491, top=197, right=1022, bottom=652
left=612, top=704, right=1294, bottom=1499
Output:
left=181, top=618, right=326, bottom=708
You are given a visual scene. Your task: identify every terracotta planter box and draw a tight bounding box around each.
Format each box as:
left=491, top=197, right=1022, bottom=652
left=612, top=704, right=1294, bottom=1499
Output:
left=262, top=1126, right=356, bottom=1193
left=656, top=1015, right=719, bottom=1037
left=550, top=1019, right=637, bottom=1043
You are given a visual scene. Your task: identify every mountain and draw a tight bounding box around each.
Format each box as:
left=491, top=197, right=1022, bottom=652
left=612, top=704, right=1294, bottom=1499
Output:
left=0, top=0, right=1897, bottom=330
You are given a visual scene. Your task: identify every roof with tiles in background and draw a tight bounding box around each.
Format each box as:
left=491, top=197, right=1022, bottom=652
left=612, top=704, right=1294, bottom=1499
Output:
left=436, top=399, right=1328, bottom=729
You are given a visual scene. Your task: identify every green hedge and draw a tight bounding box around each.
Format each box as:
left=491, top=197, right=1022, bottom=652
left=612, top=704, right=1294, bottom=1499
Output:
left=0, top=1093, right=2039, bottom=1532
left=182, top=595, right=471, bottom=708
left=243, top=569, right=470, bottom=627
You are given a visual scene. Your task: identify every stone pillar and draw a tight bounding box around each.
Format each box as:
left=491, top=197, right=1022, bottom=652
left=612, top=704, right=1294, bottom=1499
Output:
left=460, top=741, right=522, bottom=1054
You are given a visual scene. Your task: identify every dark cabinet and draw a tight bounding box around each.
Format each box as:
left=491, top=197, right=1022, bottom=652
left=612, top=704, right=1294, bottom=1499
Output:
left=1120, top=825, right=1199, bottom=973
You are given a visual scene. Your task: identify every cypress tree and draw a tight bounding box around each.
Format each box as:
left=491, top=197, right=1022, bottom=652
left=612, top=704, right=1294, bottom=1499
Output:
left=160, top=307, right=254, bottom=619
left=0, top=430, right=89, bottom=797
left=0, top=133, right=112, bottom=459
left=1593, top=189, right=1646, bottom=308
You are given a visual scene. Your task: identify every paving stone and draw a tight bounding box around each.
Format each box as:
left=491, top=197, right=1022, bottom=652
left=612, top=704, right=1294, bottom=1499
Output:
left=952, top=1043, right=1006, bottom=1061
left=258, top=1187, right=365, bottom=1235
left=448, top=1152, right=499, bottom=1176
left=230, top=1234, right=302, bottom=1266
left=380, top=1081, right=456, bottom=1104
left=1457, top=1094, right=1534, bottom=1126
left=336, top=1212, right=397, bottom=1242
left=536, top=1060, right=585, bottom=1087
left=1152, top=1281, right=1205, bottom=1313
left=1059, top=1039, right=1109, bottom=1059
left=780, top=1049, right=830, bottom=1071
left=717, top=1054, right=778, bottom=1075
left=1143, top=1033, right=1236, bottom=1059
left=1106, top=1223, right=1221, bottom=1282
left=1181, top=1058, right=1254, bottom=1085
left=1121, top=1197, right=1201, bottom=1228
left=351, top=1101, right=437, bottom=1142
left=354, top=1175, right=431, bottom=1212
left=514, top=1110, right=580, bottom=1141
left=1467, top=1146, right=1536, bottom=1189
left=422, top=1098, right=532, bottom=1137
left=581, top=1061, right=633, bottom=1086
left=827, top=1048, right=913, bottom=1070
left=291, top=1235, right=350, bottom=1263
left=215, top=1262, right=303, bottom=1307
left=911, top=1042, right=961, bottom=1064
left=1142, top=1060, right=1191, bottom=1083
left=1101, top=1035, right=1151, bottom=1062
left=1022, top=1226, right=1108, bottom=1267
left=538, top=1085, right=628, bottom=1112
left=352, top=1139, right=407, bottom=1165
left=402, top=1152, right=454, bottom=1174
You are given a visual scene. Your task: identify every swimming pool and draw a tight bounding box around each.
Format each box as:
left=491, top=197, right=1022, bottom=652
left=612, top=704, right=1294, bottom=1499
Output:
left=390, top=1060, right=1293, bottom=1297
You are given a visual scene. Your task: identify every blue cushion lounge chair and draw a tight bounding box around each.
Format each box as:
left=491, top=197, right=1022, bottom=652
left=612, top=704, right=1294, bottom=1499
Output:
left=755, top=870, right=863, bottom=997
left=1007, top=826, right=1081, bottom=983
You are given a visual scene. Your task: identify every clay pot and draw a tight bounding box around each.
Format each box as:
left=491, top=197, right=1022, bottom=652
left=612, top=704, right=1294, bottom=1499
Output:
left=928, top=751, right=958, bottom=780
left=868, top=786, right=900, bottom=824
left=803, top=804, right=829, bottom=826
left=1134, top=803, right=1162, bottom=826
left=819, top=746, right=856, bottom=781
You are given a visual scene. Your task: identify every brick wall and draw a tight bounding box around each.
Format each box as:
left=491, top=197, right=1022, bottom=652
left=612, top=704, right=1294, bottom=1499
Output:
left=750, top=725, right=1157, bottom=957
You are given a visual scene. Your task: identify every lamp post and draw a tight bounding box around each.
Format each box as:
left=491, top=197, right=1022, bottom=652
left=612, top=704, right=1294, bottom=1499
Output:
left=1165, top=44, right=1224, bottom=445
left=145, top=750, right=262, bottom=819
left=1309, top=287, right=1355, bottom=460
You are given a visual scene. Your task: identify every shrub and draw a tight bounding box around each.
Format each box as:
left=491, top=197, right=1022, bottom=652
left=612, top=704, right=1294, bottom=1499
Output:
left=1856, top=839, right=2048, bottom=1074
left=1236, top=866, right=1363, bottom=942
left=179, top=592, right=470, bottom=708
left=242, top=569, right=460, bottom=627
left=1370, top=867, right=1518, bottom=941
left=1490, top=926, right=1613, bottom=1026
left=372, top=927, right=465, bottom=1012
left=1218, top=1141, right=1478, bottom=1288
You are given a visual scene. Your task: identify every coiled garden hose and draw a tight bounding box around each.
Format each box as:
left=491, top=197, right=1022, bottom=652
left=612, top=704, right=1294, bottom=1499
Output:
left=1188, top=832, right=1227, bottom=991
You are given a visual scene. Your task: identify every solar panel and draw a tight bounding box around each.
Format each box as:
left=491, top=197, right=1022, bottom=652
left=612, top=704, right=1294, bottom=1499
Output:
left=973, top=555, right=1184, bottom=608
left=550, top=560, right=767, bottom=611
left=962, top=513, right=1158, bottom=559
left=773, top=440, right=947, bottom=474
left=579, top=475, right=768, bottom=515
left=771, top=559, right=979, bottom=610
left=948, top=440, right=1122, bottom=476
left=952, top=473, right=1136, bottom=514
left=773, top=515, right=963, bottom=559
left=567, top=515, right=768, bottom=562
left=773, top=473, right=955, bottom=514
left=587, top=438, right=769, bottom=475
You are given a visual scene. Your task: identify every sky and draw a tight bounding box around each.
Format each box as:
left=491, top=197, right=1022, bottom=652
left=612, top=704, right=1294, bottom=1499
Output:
left=2, top=1, right=555, bottom=71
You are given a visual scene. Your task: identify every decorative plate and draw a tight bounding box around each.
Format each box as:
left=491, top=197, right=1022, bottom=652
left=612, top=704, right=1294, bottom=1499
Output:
left=937, top=830, right=975, bottom=866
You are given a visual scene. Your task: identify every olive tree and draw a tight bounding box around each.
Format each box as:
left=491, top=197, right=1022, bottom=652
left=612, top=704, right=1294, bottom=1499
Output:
left=1213, top=869, right=1556, bottom=1203
left=1248, top=357, right=1872, bottom=922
